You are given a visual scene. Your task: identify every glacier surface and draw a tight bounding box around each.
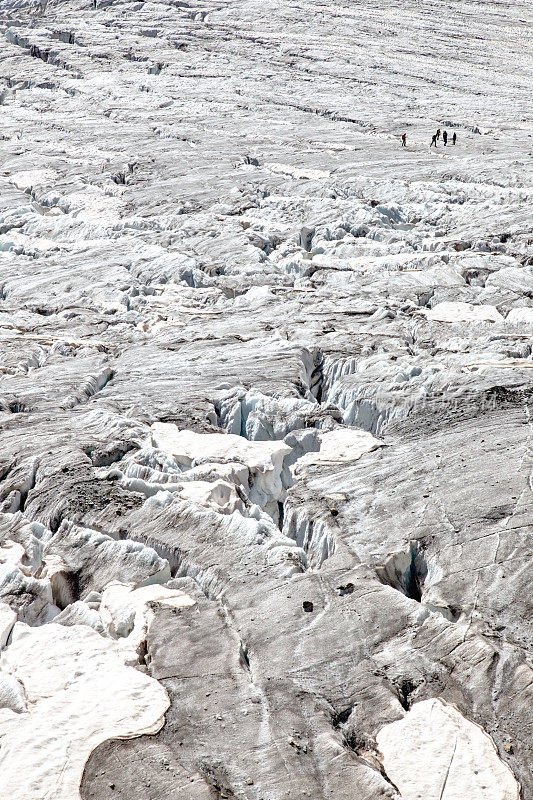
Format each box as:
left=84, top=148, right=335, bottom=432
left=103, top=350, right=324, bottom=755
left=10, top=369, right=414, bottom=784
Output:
left=0, top=0, right=531, bottom=797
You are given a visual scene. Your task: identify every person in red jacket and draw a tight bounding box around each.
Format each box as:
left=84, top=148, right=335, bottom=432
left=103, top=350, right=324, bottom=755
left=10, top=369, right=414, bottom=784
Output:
left=401, top=133, right=407, bottom=147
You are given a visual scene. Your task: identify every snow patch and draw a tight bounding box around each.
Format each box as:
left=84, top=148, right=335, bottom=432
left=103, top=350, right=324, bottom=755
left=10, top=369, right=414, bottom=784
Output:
left=0, top=622, right=169, bottom=800
left=292, top=429, right=383, bottom=477
left=424, top=301, right=504, bottom=324
left=376, top=698, right=520, bottom=800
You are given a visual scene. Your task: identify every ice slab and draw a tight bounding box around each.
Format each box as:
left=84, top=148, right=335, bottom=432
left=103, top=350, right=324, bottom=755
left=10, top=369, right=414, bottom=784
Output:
left=293, top=429, right=383, bottom=477
left=425, top=302, right=504, bottom=323
left=506, top=307, right=533, bottom=324
left=376, top=698, right=520, bottom=800
left=151, top=423, right=291, bottom=507
left=100, top=582, right=196, bottom=644
left=0, top=622, right=169, bottom=800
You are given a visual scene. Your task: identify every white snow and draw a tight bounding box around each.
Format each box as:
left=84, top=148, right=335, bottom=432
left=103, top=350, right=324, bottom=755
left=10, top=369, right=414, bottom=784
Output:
left=293, top=429, right=383, bottom=477
left=506, top=307, right=533, bottom=324
left=176, top=479, right=245, bottom=514
left=0, top=540, right=26, bottom=567
left=376, top=698, right=520, bottom=800
left=151, top=423, right=291, bottom=509
left=100, top=582, right=196, bottom=644
left=0, top=563, right=53, bottom=626
left=0, top=622, right=169, bottom=800
left=9, top=170, right=58, bottom=190
left=424, top=302, right=504, bottom=324
left=266, top=163, right=331, bottom=180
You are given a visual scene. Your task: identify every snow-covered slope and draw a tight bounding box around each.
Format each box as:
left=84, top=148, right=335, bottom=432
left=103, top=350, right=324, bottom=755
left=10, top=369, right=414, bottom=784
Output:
left=0, top=0, right=531, bottom=797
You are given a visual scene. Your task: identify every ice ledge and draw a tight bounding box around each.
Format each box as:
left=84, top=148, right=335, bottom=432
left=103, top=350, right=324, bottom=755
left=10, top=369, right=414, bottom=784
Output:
left=292, top=428, right=383, bottom=478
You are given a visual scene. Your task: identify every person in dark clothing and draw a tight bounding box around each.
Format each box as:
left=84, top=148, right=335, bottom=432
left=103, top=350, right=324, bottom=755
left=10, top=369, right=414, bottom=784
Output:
left=401, top=133, right=407, bottom=147
left=443, top=130, right=448, bottom=146
left=452, top=132, right=457, bottom=145
left=436, top=128, right=441, bottom=140
left=430, top=134, right=437, bottom=147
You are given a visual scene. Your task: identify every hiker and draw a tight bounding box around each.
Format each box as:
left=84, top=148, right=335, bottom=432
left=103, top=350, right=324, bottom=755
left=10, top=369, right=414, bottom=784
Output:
left=452, top=132, right=457, bottom=145
left=430, top=134, right=437, bottom=147
left=401, top=133, right=407, bottom=147
left=436, top=129, right=441, bottom=140
left=443, top=130, right=448, bottom=146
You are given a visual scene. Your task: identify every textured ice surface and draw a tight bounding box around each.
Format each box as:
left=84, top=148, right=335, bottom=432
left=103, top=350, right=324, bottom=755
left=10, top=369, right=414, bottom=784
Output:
left=152, top=422, right=291, bottom=508
left=0, top=0, right=531, bottom=796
